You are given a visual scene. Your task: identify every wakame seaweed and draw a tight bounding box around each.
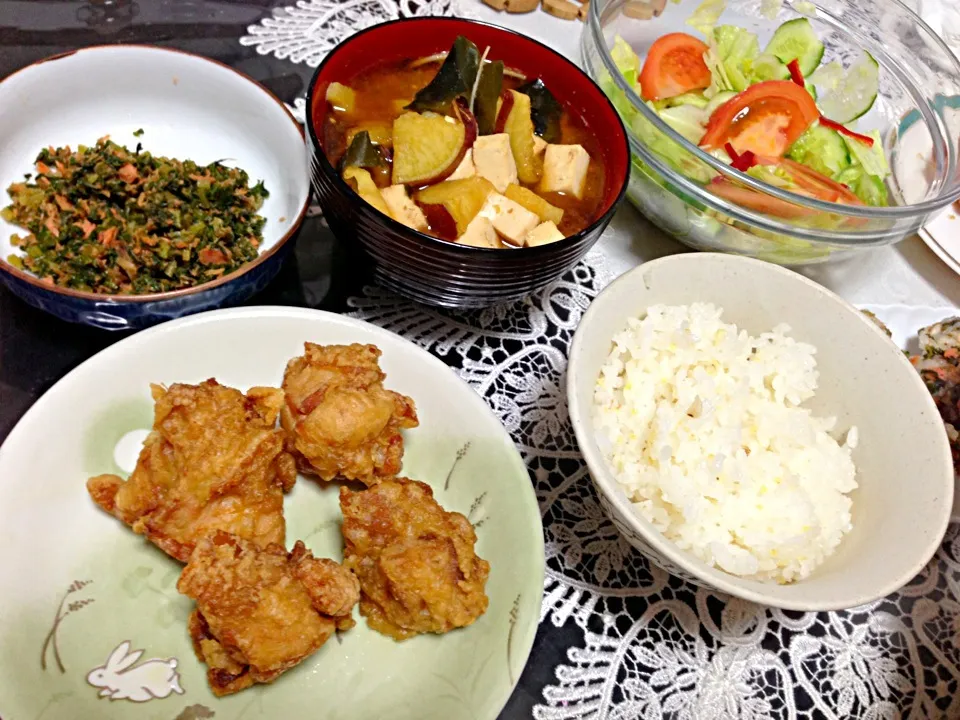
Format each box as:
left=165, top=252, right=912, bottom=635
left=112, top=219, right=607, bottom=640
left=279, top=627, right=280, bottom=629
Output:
left=517, top=79, right=563, bottom=144
left=406, top=36, right=481, bottom=114
left=474, top=60, right=504, bottom=136
left=340, top=131, right=387, bottom=172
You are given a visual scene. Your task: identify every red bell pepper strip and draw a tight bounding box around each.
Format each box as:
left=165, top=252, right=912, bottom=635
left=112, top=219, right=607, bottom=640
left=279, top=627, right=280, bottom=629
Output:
left=818, top=116, right=875, bottom=146
left=724, top=142, right=757, bottom=171
left=787, top=59, right=805, bottom=88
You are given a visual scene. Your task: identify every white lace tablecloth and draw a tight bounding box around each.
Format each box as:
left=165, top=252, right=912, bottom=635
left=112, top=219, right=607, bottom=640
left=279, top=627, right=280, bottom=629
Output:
left=243, top=5, right=960, bottom=717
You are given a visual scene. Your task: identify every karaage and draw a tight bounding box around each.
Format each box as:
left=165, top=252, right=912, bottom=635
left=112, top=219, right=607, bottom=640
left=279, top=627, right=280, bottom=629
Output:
left=178, top=531, right=360, bottom=696
left=280, top=343, right=418, bottom=485
left=87, top=380, right=297, bottom=562
left=339, top=478, right=489, bottom=641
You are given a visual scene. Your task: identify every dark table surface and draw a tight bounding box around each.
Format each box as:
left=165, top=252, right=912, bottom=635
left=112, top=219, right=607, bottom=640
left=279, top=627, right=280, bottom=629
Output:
left=0, top=1, right=577, bottom=717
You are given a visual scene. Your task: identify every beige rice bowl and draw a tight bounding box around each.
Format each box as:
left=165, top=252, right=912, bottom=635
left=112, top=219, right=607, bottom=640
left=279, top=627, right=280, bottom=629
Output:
left=592, top=303, right=858, bottom=584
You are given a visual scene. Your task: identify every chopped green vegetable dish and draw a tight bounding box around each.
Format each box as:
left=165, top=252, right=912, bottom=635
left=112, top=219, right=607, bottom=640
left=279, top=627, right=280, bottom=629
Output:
left=2, top=138, right=268, bottom=294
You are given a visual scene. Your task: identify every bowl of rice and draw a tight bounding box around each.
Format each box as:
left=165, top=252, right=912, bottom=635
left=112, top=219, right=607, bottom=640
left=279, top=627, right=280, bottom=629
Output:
left=567, top=253, right=954, bottom=610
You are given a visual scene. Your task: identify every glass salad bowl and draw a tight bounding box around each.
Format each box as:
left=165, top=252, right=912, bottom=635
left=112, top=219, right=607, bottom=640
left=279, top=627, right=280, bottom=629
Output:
left=582, top=0, right=960, bottom=264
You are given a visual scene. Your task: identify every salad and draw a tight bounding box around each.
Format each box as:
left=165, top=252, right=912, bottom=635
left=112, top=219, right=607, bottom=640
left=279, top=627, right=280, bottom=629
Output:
left=602, top=12, right=892, bottom=220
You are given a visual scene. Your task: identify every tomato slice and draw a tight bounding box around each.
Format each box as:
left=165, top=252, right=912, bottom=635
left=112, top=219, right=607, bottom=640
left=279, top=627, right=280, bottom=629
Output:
left=700, top=80, right=819, bottom=157
left=709, top=180, right=817, bottom=218
left=763, top=158, right=863, bottom=205
left=639, top=33, right=711, bottom=101
left=709, top=158, right=863, bottom=219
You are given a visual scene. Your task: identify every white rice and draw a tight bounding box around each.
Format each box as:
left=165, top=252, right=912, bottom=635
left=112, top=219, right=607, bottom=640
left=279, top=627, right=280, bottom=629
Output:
left=592, top=303, right=858, bottom=584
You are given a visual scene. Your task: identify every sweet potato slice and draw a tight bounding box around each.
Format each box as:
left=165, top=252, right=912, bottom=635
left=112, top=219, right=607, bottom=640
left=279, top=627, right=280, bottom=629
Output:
left=392, top=112, right=471, bottom=186
left=421, top=203, right=458, bottom=240
left=504, top=184, right=563, bottom=225
left=343, top=167, right=390, bottom=216
left=326, top=82, right=355, bottom=113
left=500, top=90, right=542, bottom=184
left=416, top=176, right=496, bottom=236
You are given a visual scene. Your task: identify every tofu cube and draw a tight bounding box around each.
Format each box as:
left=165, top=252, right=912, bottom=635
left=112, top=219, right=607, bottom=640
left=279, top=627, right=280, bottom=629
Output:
left=476, top=192, right=541, bottom=246
left=380, top=185, right=428, bottom=231
left=457, top=216, right=501, bottom=248
left=525, top=221, right=565, bottom=247
left=446, top=149, right=476, bottom=181
left=540, top=144, right=590, bottom=199
left=472, top=134, right=518, bottom=193
left=532, top=135, right=547, bottom=157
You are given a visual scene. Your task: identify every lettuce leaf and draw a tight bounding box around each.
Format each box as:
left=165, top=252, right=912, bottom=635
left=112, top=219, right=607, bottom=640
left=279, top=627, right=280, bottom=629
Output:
left=834, top=166, right=889, bottom=206
left=654, top=92, right=710, bottom=110
left=610, top=35, right=640, bottom=87
left=760, top=0, right=782, bottom=19
left=712, top=25, right=760, bottom=92
left=658, top=104, right=708, bottom=143
left=843, top=130, right=889, bottom=178
left=686, top=0, right=727, bottom=36
left=703, top=43, right=733, bottom=97
left=633, top=105, right=715, bottom=183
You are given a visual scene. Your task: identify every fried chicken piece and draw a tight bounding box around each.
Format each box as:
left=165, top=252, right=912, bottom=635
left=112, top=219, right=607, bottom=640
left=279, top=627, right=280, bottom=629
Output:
left=280, top=343, right=418, bottom=485
left=86, top=380, right=297, bottom=562
left=339, top=478, right=489, bottom=641
left=178, top=531, right=360, bottom=696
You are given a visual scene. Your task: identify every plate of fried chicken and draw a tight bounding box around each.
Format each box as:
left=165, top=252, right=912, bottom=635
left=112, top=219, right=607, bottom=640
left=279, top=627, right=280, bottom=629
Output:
left=0, top=307, right=544, bottom=720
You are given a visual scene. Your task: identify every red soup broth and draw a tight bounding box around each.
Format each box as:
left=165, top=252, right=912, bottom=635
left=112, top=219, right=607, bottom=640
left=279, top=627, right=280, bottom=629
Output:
left=318, top=59, right=607, bottom=240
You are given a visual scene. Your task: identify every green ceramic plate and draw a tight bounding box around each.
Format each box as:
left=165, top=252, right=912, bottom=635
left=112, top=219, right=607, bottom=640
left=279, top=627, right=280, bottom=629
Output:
left=0, top=307, right=544, bottom=720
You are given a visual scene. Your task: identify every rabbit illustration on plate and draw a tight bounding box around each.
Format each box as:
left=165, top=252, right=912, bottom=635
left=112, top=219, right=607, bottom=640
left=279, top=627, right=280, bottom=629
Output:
left=86, top=641, right=184, bottom=702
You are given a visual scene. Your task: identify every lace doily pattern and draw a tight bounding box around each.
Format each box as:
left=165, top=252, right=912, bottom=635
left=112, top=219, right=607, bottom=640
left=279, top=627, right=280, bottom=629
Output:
left=240, top=0, right=477, bottom=67
left=348, top=256, right=960, bottom=718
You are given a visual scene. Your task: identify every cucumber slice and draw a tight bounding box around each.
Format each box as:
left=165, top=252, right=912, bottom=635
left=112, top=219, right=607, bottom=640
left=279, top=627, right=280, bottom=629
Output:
left=813, top=51, right=879, bottom=124
left=787, top=123, right=850, bottom=176
left=704, top=90, right=736, bottom=116
left=750, top=53, right=790, bottom=82
left=765, top=18, right=825, bottom=76
left=809, top=60, right=843, bottom=91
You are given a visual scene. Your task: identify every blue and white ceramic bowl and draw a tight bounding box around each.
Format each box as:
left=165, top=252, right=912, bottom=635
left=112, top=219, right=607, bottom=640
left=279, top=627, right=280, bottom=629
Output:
left=0, top=45, right=310, bottom=330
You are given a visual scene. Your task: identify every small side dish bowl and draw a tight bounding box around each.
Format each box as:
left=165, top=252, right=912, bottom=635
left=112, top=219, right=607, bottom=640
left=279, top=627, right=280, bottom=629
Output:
left=0, top=45, right=310, bottom=330
left=305, top=18, right=630, bottom=309
left=568, top=253, right=954, bottom=610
